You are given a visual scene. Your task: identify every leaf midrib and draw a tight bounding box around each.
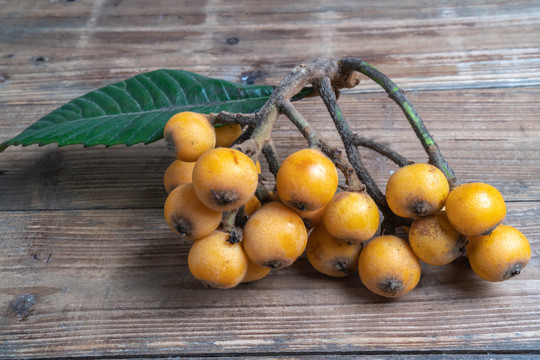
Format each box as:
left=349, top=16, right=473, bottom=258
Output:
left=39, top=95, right=271, bottom=125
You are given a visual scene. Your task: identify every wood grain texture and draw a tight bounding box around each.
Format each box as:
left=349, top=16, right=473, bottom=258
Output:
left=0, top=0, right=539, bottom=358
left=0, top=203, right=538, bottom=358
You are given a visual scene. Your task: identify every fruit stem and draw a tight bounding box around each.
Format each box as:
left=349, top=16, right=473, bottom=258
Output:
left=316, top=76, right=406, bottom=230
left=231, top=126, right=254, bottom=147
left=207, top=111, right=258, bottom=126
left=279, top=99, right=363, bottom=190
left=221, top=210, right=245, bottom=244
left=338, top=58, right=456, bottom=187
left=236, top=59, right=360, bottom=183
left=353, top=135, right=411, bottom=167
left=319, top=142, right=364, bottom=192
left=240, top=62, right=328, bottom=157
left=254, top=182, right=274, bottom=204
left=262, top=140, right=281, bottom=178
left=228, top=58, right=445, bottom=232
left=280, top=100, right=321, bottom=148
left=222, top=209, right=238, bottom=231
left=243, top=104, right=279, bottom=158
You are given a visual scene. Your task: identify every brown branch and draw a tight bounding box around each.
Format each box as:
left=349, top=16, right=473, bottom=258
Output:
left=207, top=111, right=258, bottom=126
left=352, top=135, right=411, bottom=167
left=254, top=181, right=274, bottom=204
left=338, top=58, right=456, bottom=187
left=319, top=142, right=364, bottom=192
left=316, top=76, right=410, bottom=231
left=215, top=58, right=440, bottom=232
left=279, top=100, right=321, bottom=148
left=261, top=140, right=281, bottom=178
left=279, top=99, right=363, bottom=190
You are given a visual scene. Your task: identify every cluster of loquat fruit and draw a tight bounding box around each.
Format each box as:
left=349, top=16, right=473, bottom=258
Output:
left=161, top=111, right=531, bottom=298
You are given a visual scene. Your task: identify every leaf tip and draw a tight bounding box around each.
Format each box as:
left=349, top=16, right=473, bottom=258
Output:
left=0, top=143, right=8, bottom=153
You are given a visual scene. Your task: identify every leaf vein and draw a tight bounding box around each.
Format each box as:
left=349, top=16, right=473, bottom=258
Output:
left=94, top=89, right=122, bottom=113
left=76, top=97, right=107, bottom=117
left=132, top=76, right=156, bottom=109
left=189, top=75, right=211, bottom=103
left=161, top=70, right=188, bottom=106
left=121, top=83, right=143, bottom=112
left=83, top=114, right=144, bottom=145
left=124, top=111, right=168, bottom=145
left=143, top=72, right=174, bottom=107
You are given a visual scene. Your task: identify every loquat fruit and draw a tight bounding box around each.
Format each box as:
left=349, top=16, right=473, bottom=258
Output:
left=242, top=202, right=308, bottom=269
left=408, top=211, right=466, bottom=265
left=215, top=124, right=243, bottom=147
left=192, top=147, right=258, bottom=212
left=188, top=230, right=248, bottom=289
left=445, top=182, right=506, bottom=236
left=163, top=111, right=216, bottom=162
left=241, top=258, right=272, bottom=283
left=164, top=183, right=222, bottom=242
left=385, top=163, right=449, bottom=218
left=276, top=148, right=338, bottom=212
left=358, top=235, right=421, bottom=298
left=306, top=224, right=363, bottom=277
left=163, top=159, right=195, bottom=193
left=244, top=195, right=262, bottom=217
left=467, top=225, right=531, bottom=282
left=323, top=191, right=380, bottom=243
left=293, top=205, right=326, bottom=229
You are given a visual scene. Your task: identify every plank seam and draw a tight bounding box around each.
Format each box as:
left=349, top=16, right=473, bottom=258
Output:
left=16, top=348, right=540, bottom=360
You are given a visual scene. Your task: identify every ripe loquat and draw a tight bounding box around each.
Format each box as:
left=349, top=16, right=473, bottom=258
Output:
left=188, top=230, right=248, bottom=289
left=242, top=202, right=308, bottom=269
left=385, top=163, right=449, bottom=218
left=445, top=182, right=506, bottom=236
left=241, top=258, right=271, bottom=283
left=408, top=211, right=466, bottom=265
left=467, top=225, right=531, bottom=282
left=192, top=147, right=258, bottom=212
left=163, top=111, right=216, bottom=162
left=358, top=235, right=421, bottom=298
left=276, top=148, right=338, bottom=212
left=164, top=183, right=222, bottom=242
left=215, top=124, right=243, bottom=147
left=306, top=224, right=363, bottom=277
left=244, top=195, right=262, bottom=217
left=163, top=159, right=195, bottom=193
left=293, top=205, right=326, bottom=229
left=323, top=191, right=380, bottom=243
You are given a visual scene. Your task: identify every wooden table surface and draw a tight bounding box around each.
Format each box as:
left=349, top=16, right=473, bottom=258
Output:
left=1, top=1, right=539, bottom=358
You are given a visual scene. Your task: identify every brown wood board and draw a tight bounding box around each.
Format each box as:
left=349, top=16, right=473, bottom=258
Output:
left=1, top=0, right=539, bottom=358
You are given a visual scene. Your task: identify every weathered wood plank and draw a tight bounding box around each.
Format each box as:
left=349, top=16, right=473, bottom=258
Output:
left=1, top=0, right=540, bottom=107
left=50, top=356, right=539, bottom=360
left=1, top=0, right=540, bottom=358
left=0, top=202, right=538, bottom=358
left=55, top=356, right=539, bottom=360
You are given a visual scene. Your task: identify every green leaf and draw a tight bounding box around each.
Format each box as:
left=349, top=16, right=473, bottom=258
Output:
left=1, top=70, right=283, bottom=151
